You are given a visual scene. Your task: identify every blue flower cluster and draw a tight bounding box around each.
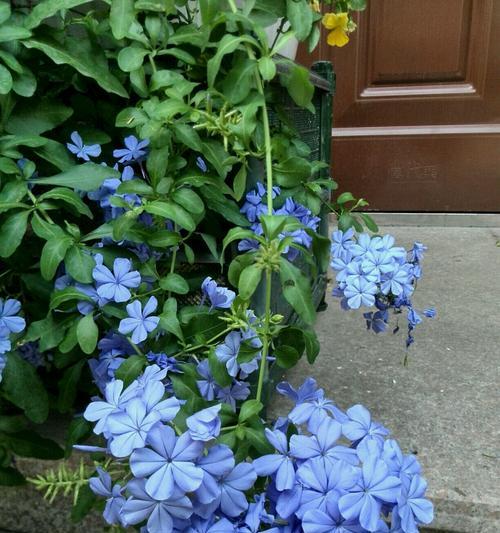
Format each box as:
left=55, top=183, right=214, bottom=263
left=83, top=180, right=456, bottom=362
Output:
left=330, top=229, right=435, bottom=347
left=0, top=298, right=26, bottom=380
left=80, top=372, right=433, bottom=532
left=239, top=183, right=320, bottom=261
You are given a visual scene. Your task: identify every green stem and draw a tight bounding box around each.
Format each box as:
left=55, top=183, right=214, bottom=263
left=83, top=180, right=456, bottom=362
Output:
left=177, top=327, right=233, bottom=356
left=256, top=269, right=272, bottom=402
left=127, top=338, right=145, bottom=357
left=227, top=0, right=275, bottom=402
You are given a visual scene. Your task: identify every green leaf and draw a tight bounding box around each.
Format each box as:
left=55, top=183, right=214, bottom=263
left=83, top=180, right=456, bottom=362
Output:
left=0, top=467, right=25, bottom=486
left=207, top=34, right=257, bottom=87
left=39, top=187, right=93, bottom=217
left=12, top=68, right=37, bottom=97
left=303, top=328, right=320, bottom=364
left=274, top=344, right=301, bottom=369
left=200, top=233, right=218, bottom=260
left=172, top=188, right=204, bottom=215
left=110, top=0, right=136, bottom=39
left=6, top=98, right=73, bottom=135
left=258, top=56, right=276, bottom=81
left=336, top=191, right=356, bottom=204
left=4, top=431, right=64, bottom=459
left=76, top=313, right=98, bottom=354
left=221, top=58, right=257, bottom=104
left=118, top=45, right=149, bottom=72
left=286, top=0, right=313, bottom=40
left=0, top=2, right=11, bottom=25
left=201, top=185, right=251, bottom=227
left=232, top=164, right=247, bottom=201
left=260, top=214, right=289, bottom=240
left=208, top=347, right=232, bottom=387
left=239, top=399, right=263, bottom=423
left=147, top=229, right=181, bottom=248
left=0, top=415, right=27, bottom=433
left=65, top=417, right=92, bottom=458
left=238, top=263, right=262, bottom=301
left=50, top=287, right=92, bottom=310
left=31, top=212, right=65, bottom=240
left=245, top=426, right=275, bottom=454
left=281, top=64, right=314, bottom=112
left=40, top=236, right=73, bottom=280
left=34, top=138, right=75, bottom=171
left=64, top=246, right=95, bottom=283
left=24, top=0, right=91, bottom=29
left=0, top=63, right=12, bottom=94
left=23, top=36, right=128, bottom=98
left=71, top=484, right=96, bottom=523
left=159, top=273, right=189, bottom=294
left=279, top=257, right=316, bottom=325
left=171, top=123, right=202, bottom=151
left=0, top=25, right=31, bottom=42
left=273, top=156, right=311, bottom=187
left=0, top=210, right=29, bottom=257
left=2, top=352, right=49, bottom=423
left=31, top=162, right=120, bottom=191
left=145, top=200, right=196, bottom=232
left=168, top=23, right=209, bottom=48
left=159, top=297, right=184, bottom=341
left=57, top=360, right=85, bottom=413
left=115, top=355, right=147, bottom=386
left=358, top=212, right=379, bottom=233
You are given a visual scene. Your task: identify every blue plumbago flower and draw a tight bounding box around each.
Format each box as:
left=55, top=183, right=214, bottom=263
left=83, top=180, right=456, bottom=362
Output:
left=290, top=416, right=358, bottom=467
left=0, top=298, right=26, bottom=336
left=106, top=398, right=162, bottom=458
left=89, top=467, right=126, bottom=526
left=423, top=307, right=436, bottom=318
left=92, top=255, right=141, bottom=303
left=253, top=429, right=295, bottom=491
left=344, top=277, right=378, bottom=309
left=196, top=360, right=220, bottom=401
left=240, top=182, right=280, bottom=223
left=194, top=444, right=235, bottom=508
left=118, top=296, right=160, bottom=344
left=187, top=404, right=222, bottom=441
left=83, top=379, right=139, bottom=435
left=216, top=379, right=250, bottom=411
left=75, top=283, right=110, bottom=315
left=396, top=474, right=433, bottom=532
left=380, top=264, right=413, bottom=297
left=54, top=274, right=73, bottom=290
left=66, top=131, right=101, bottom=161
left=130, top=423, right=204, bottom=500
left=196, top=156, right=208, bottom=172
left=215, top=331, right=259, bottom=378
left=338, top=456, right=401, bottom=531
left=331, top=231, right=434, bottom=347
left=382, top=440, right=421, bottom=483
left=199, top=462, right=257, bottom=518
left=146, top=352, right=181, bottom=373
left=342, top=405, right=390, bottom=446
left=302, top=500, right=364, bottom=533
left=121, top=478, right=193, bottom=533
left=409, top=242, right=427, bottom=263
left=113, top=135, right=149, bottom=163
left=288, top=390, right=339, bottom=433
left=201, top=277, right=236, bottom=310
left=331, top=228, right=355, bottom=258
left=296, top=456, right=360, bottom=519
left=276, top=378, right=322, bottom=405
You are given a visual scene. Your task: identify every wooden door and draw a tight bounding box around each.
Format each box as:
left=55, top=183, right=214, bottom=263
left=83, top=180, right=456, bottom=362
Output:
left=301, top=0, right=500, bottom=212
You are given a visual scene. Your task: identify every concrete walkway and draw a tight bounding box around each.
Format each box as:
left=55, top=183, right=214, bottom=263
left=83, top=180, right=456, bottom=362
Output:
left=271, top=225, right=500, bottom=533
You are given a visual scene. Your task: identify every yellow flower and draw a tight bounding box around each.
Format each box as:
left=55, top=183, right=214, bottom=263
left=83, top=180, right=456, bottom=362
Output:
left=322, top=12, right=350, bottom=47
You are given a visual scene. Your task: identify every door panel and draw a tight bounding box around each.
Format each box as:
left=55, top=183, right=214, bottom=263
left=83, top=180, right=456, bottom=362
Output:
left=300, top=0, right=500, bottom=212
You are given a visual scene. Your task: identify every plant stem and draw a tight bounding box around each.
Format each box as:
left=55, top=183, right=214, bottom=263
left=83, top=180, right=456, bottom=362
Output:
left=227, top=0, right=275, bottom=402
left=177, top=327, right=233, bottom=355
left=256, top=269, right=272, bottom=402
